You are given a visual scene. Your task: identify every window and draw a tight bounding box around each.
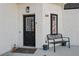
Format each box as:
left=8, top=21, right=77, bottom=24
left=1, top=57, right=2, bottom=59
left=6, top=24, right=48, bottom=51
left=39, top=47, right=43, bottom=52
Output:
left=50, top=14, right=58, bottom=34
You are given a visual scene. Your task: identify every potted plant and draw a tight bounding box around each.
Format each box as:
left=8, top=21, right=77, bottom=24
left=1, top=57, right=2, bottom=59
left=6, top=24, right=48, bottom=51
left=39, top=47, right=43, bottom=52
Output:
left=12, top=44, right=16, bottom=52
left=43, top=40, right=48, bottom=50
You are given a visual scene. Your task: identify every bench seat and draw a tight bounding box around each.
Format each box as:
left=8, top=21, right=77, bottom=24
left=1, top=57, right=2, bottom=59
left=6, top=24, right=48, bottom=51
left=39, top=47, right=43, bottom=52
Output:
left=49, top=40, right=67, bottom=44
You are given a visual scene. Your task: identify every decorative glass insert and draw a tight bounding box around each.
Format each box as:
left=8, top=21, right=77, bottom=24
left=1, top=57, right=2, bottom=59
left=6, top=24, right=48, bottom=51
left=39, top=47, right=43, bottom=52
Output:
left=26, top=17, right=34, bottom=31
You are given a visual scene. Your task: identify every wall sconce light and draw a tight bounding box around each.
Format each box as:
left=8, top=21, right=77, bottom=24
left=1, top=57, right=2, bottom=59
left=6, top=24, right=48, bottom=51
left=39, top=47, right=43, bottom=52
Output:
left=26, top=6, right=30, bottom=13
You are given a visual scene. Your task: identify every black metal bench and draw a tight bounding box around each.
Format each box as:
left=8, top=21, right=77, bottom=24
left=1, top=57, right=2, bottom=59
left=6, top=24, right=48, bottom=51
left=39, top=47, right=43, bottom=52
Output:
left=47, top=34, right=70, bottom=52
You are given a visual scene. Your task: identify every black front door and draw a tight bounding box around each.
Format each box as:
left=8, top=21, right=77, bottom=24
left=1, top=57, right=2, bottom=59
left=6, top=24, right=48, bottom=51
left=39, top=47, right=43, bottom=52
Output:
left=23, top=14, right=35, bottom=47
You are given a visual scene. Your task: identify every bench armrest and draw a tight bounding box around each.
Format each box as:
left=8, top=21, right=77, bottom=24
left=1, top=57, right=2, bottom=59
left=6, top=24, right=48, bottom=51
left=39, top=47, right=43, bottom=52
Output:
left=62, top=37, right=70, bottom=42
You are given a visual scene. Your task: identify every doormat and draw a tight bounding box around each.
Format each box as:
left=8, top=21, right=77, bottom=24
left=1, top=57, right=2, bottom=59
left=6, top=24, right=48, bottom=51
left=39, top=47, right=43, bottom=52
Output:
left=13, top=48, right=37, bottom=54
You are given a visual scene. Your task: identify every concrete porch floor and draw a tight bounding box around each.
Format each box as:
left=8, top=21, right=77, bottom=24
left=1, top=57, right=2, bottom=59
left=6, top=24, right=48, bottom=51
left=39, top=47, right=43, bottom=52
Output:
left=2, top=45, right=79, bottom=56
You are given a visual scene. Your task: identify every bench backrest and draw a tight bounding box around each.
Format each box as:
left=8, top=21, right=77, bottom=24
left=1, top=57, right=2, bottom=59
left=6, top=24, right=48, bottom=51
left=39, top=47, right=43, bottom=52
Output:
left=47, top=34, right=63, bottom=40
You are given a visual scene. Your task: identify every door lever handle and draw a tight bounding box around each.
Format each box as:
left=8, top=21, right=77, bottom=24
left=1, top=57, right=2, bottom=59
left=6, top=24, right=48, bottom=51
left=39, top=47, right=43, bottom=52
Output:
left=19, top=31, right=21, bottom=33
left=35, top=22, right=37, bottom=24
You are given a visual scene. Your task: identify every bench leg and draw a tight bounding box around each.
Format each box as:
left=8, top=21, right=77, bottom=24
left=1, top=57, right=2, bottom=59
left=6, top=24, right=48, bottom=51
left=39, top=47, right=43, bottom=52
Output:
left=68, top=38, right=70, bottom=48
left=54, top=43, right=55, bottom=52
left=68, top=41, right=70, bottom=48
left=48, top=40, right=49, bottom=49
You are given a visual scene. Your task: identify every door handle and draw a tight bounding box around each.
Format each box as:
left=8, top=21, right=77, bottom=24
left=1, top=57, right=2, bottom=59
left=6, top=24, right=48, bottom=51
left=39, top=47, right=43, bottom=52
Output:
left=19, top=31, right=21, bottom=33
left=35, top=22, right=37, bottom=24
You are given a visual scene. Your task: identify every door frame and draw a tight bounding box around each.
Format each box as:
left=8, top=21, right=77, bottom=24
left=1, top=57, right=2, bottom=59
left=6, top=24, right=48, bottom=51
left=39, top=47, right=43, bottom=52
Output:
left=23, top=14, right=36, bottom=47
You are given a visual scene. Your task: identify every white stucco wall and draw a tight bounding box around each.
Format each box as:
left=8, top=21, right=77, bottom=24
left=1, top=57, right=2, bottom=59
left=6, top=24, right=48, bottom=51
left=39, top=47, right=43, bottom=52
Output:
left=0, top=3, right=18, bottom=55
left=63, top=9, right=79, bottom=46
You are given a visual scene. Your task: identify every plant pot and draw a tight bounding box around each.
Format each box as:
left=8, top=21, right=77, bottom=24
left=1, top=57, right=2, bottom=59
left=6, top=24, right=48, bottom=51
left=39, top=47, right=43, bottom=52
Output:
left=43, top=44, right=48, bottom=50
left=12, top=47, right=16, bottom=52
